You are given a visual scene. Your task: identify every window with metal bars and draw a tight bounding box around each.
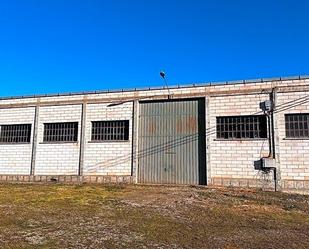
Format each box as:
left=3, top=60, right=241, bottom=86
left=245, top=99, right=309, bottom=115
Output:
left=216, top=115, right=267, bottom=140
left=91, top=120, right=129, bottom=141
left=43, top=122, right=78, bottom=142
left=0, top=124, right=32, bottom=143
left=285, top=114, right=309, bottom=139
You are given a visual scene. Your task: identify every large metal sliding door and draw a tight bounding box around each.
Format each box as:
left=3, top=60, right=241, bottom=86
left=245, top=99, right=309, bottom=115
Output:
left=138, top=98, right=206, bottom=185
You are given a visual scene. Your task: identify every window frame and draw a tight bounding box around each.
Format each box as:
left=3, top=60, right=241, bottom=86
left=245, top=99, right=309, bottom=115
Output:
left=42, top=122, right=79, bottom=143
left=216, top=115, right=268, bottom=140
left=0, top=124, right=32, bottom=144
left=285, top=113, right=309, bottom=139
left=90, top=120, right=130, bottom=142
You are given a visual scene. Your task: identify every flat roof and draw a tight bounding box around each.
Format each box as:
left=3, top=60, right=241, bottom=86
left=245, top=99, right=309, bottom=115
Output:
left=0, top=75, right=308, bottom=101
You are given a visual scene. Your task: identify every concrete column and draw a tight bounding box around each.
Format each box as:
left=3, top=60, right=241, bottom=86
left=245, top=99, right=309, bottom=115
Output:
left=30, top=104, right=40, bottom=175
left=272, top=87, right=282, bottom=189
left=78, top=101, right=87, bottom=176
left=131, top=100, right=139, bottom=182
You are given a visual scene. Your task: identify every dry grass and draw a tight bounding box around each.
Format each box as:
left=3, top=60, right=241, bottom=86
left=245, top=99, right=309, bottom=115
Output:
left=0, top=183, right=308, bottom=249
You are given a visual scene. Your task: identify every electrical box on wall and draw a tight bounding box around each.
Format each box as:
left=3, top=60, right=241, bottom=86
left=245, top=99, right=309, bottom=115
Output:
left=259, top=100, right=273, bottom=112
left=261, top=157, right=275, bottom=169
left=254, top=158, right=275, bottom=170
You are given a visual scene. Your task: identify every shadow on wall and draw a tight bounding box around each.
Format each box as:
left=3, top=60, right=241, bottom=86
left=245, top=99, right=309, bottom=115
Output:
left=86, top=133, right=203, bottom=174
left=85, top=93, right=309, bottom=174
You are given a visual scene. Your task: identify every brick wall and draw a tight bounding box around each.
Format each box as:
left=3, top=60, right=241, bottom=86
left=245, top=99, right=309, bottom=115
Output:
left=0, top=102, right=134, bottom=177
left=0, top=107, right=35, bottom=174
left=208, top=93, right=272, bottom=187
left=83, top=102, right=133, bottom=175
left=0, top=77, right=308, bottom=191
left=35, top=105, right=82, bottom=175
left=277, top=91, right=309, bottom=189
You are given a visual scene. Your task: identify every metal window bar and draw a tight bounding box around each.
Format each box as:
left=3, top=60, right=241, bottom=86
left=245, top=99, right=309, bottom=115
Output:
left=216, top=115, right=267, bottom=140
left=285, top=114, right=309, bottom=138
left=43, top=122, right=78, bottom=142
left=91, top=120, right=129, bottom=141
left=0, top=124, right=31, bottom=143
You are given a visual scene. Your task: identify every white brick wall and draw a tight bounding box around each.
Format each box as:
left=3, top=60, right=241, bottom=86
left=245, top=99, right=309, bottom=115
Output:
left=83, top=102, right=133, bottom=175
left=35, top=105, right=82, bottom=175
left=0, top=107, right=35, bottom=174
left=0, top=78, right=308, bottom=189
left=208, top=94, right=270, bottom=180
left=277, top=91, right=309, bottom=181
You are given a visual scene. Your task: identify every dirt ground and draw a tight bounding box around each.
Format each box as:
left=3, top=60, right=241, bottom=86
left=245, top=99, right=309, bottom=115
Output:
left=0, top=183, right=308, bottom=249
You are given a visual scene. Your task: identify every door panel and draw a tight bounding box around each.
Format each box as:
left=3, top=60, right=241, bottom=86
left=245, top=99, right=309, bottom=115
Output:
left=138, top=99, right=206, bottom=185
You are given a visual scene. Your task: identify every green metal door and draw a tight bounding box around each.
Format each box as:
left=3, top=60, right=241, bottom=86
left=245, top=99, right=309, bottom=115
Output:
left=138, top=98, right=206, bottom=185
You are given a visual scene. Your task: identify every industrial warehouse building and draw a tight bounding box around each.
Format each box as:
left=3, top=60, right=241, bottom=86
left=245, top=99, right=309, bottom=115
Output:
left=0, top=75, right=309, bottom=192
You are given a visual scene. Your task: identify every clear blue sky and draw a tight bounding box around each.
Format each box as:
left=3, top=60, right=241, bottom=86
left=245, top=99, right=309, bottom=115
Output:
left=0, top=0, right=308, bottom=97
